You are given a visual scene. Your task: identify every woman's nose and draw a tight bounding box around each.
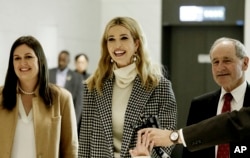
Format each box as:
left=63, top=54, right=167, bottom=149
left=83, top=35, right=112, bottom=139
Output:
left=20, top=58, right=28, bottom=65
left=114, top=40, right=121, bottom=48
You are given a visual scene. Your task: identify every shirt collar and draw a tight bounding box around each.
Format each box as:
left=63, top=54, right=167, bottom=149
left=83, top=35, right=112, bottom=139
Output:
left=57, top=67, right=69, bottom=75
left=220, top=81, right=247, bottom=103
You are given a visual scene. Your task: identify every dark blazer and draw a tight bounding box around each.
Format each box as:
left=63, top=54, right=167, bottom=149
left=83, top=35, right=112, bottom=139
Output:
left=75, top=70, right=91, bottom=81
left=182, top=83, right=250, bottom=158
left=49, top=68, right=83, bottom=131
left=78, top=76, right=177, bottom=158
left=183, top=107, right=250, bottom=150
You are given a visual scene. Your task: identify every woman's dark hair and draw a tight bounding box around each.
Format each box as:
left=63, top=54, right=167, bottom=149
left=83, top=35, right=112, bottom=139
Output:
left=2, top=35, right=53, bottom=110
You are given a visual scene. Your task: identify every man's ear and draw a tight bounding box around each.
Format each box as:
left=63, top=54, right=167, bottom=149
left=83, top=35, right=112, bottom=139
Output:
left=243, top=56, right=249, bottom=71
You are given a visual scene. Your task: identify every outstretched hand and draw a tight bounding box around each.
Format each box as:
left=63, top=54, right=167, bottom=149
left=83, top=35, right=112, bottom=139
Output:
left=138, top=128, right=174, bottom=147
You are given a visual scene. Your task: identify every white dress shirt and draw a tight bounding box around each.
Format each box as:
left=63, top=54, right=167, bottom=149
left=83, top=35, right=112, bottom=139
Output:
left=56, top=68, right=69, bottom=87
left=217, top=81, right=246, bottom=114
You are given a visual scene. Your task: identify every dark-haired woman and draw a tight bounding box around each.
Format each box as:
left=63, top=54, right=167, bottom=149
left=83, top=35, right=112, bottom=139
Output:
left=0, top=36, right=78, bottom=158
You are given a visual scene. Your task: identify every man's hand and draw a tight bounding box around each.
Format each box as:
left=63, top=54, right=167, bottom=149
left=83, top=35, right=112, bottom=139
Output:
left=138, top=128, right=181, bottom=147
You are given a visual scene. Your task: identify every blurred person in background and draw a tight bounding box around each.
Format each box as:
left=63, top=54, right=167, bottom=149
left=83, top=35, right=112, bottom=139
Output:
left=49, top=50, right=83, bottom=133
left=75, top=53, right=91, bottom=81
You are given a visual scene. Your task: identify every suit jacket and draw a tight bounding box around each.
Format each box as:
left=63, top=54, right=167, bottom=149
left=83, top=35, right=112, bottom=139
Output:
left=0, top=84, right=78, bottom=158
left=182, top=83, right=250, bottom=158
left=75, top=70, right=91, bottom=81
left=49, top=68, right=83, bottom=131
left=78, top=76, right=177, bottom=158
left=183, top=107, right=250, bottom=150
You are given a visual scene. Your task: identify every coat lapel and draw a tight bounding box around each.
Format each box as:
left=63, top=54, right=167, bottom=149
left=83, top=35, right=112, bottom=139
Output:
left=64, top=70, right=73, bottom=90
left=95, top=78, right=114, bottom=152
left=120, top=76, right=154, bottom=157
left=33, top=96, right=51, bottom=156
left=210, top=90, right=221, bottom=116
left=96, top=76, right=155, bottom=156
left=49, top=69, right=57, bottom=83
left=243, top=83, right=250, bottom=107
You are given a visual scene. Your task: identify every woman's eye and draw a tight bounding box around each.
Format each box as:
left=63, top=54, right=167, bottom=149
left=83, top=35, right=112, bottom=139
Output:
left=108, top=38, right=115, bottom=41
left=25, top=56, right=33, bottom=59
left=121, top=36, right=128, bottom=40
left=14, top=57, right=20, bottom=60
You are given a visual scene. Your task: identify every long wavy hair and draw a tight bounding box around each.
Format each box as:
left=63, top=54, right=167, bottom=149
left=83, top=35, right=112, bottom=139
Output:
left=86, top=16, right=163, bottom=94
left=2, top=36, right=53, bottom=110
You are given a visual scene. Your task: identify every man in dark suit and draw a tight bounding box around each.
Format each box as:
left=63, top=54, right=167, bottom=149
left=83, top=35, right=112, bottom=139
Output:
left=49, top=50, right=83, bottom=133
left=182, top=37, right=250, bottom=158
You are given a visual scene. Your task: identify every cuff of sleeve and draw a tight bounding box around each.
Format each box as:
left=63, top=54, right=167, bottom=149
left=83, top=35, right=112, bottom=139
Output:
left=179, top=129, right=187, bottom=147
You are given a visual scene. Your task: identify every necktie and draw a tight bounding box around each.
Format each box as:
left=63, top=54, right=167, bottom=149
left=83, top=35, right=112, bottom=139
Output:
left=217, top=93, right=233, bottom=158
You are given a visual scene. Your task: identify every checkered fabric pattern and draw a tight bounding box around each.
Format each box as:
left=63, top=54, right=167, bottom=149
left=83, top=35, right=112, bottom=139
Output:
left=78, top=75, right=177, bottom=158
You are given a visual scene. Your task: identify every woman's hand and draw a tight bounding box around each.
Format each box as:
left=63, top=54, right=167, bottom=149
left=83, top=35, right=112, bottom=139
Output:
left=129, top=132, right=153, bottom=157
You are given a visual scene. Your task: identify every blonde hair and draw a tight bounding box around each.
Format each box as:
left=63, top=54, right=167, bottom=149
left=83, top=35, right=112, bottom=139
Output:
left=87, top=16, right=163, bottom=94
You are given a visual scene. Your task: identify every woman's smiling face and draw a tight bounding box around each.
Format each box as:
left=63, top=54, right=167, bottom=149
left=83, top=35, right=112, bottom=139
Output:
left=13, top=44, right=39, bottom=83
left=107, top=25, right=139, bottom=68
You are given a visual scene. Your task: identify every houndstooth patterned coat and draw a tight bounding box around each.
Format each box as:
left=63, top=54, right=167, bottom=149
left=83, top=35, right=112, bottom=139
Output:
left=78, top=75, right=177, bottom=158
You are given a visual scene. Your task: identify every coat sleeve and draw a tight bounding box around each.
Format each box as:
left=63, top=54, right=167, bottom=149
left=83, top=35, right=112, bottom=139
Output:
left=60, top=89, right=79, bottom=158
left=183, top=107, right=250, bottom=151
left=78, top=83, right=92, bottom=157
left=73, top=73, right=84, bottom=132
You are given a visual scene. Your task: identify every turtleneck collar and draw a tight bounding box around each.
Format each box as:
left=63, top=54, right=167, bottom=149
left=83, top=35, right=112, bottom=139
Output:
left=113, top=63, right=137, bottom=88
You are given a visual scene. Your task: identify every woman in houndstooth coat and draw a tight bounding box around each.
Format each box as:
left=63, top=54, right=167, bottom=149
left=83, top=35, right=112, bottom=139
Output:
left=78, top=16, right=177, bottom=158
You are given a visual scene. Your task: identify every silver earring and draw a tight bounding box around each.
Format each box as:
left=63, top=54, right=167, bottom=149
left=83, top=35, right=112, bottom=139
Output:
left=111, top=58, right=113, bottom=63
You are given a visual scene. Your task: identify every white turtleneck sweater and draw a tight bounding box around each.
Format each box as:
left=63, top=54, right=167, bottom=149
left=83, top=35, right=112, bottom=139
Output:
left=112, top=63, right=137, bottom=157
